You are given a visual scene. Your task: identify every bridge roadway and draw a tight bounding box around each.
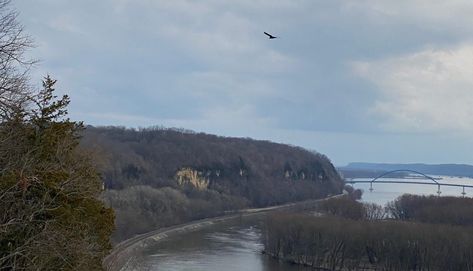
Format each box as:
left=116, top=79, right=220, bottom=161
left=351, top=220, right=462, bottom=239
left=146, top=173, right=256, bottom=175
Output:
left=344, top=169, right=473, bottom=195
left=345, top=179, right=473, bottom=189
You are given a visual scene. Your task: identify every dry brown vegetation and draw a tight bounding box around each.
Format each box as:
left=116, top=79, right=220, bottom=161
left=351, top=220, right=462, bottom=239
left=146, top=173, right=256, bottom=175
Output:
left=387, top=194, right=473, bottom=226
left=102, top=185, right=248, bottom=240
left=264, top=195, right=473, bottom=271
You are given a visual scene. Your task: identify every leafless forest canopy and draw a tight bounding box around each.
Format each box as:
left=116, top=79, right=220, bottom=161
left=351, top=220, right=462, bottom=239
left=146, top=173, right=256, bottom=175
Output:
left=264, top=195, right=473, bottom=270
left=82, top=126, right=344, bottom=241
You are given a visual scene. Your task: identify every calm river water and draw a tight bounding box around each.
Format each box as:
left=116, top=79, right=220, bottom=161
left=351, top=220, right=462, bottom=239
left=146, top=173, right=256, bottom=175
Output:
left=126, top=176, right=473, bottom=271
left=127, top=217, right=310, bottom=271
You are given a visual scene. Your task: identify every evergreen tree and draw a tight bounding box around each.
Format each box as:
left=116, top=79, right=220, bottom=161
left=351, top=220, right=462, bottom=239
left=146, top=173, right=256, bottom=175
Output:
left=0, top=77, right=114, bottom=270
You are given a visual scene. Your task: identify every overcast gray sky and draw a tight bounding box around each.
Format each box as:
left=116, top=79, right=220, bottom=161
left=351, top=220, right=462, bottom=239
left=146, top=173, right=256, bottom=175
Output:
left=16, top=0, right=473, bottom=165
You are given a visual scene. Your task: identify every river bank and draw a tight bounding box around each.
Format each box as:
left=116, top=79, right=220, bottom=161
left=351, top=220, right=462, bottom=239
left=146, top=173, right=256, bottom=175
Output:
left=103, top=196, right=339, bottom=271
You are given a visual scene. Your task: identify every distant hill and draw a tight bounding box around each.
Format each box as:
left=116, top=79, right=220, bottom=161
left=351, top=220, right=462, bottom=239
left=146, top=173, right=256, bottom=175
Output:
left=341, top=162, right=473, bottom=178
left=81, top=126, right=344, bottom=241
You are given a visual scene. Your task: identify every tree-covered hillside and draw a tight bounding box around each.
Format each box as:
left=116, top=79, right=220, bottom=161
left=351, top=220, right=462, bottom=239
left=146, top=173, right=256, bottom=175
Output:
left=82, top=126, right=344, bottom=240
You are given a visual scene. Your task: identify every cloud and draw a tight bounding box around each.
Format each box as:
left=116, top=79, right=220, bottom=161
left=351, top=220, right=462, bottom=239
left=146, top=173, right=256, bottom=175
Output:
left=342, top=0, right=473, bottom=26
left=353, top=44, right=473, bottom=134
left=15, top=0, right=473, bottom=164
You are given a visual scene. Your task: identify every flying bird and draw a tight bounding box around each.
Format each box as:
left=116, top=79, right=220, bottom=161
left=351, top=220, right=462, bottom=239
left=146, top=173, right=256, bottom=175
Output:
left=264, top=32, right=277, bottom=39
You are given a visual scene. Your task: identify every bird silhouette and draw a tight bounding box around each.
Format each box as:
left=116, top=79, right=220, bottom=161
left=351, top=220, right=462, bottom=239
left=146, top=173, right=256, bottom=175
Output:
left=264, top=32, right=277, bottom=39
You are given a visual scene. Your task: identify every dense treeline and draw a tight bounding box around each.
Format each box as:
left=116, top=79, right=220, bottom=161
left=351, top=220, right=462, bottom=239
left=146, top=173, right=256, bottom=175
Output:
left=387, top=194, right=473, bottom=226
left=320, top=195, right=473, bottom=225
left=102, top=186, right=247, bottom=239
left=264, top=195, right=473, bottom=270
left=83, top=126, right=344, bottom=241
left=317, top=196, right=385, bottom=220
left=264, top=213, right=473, bottom=271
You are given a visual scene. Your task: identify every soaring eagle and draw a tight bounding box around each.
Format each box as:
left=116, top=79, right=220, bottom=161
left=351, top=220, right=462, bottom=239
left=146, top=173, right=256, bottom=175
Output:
left=264, top=32, right=277, bottom=39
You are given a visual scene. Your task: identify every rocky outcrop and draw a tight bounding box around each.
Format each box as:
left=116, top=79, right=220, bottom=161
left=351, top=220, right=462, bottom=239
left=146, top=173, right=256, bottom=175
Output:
left=175, top=168, right=209, bottom=190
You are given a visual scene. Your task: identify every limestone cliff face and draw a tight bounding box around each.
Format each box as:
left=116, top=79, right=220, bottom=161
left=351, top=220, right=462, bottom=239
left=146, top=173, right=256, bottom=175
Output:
left=283, top=167, right=328, bottom=182
left=175, top=168, right=209, bottom=190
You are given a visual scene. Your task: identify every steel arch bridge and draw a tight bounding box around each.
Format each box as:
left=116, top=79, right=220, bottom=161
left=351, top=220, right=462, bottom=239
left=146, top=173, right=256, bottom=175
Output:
left=345, top=169, right=473, bottom=196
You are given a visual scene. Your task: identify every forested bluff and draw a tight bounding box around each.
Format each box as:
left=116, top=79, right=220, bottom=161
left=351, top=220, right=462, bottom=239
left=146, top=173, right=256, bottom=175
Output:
left=81, top=126, right=344, bottom=242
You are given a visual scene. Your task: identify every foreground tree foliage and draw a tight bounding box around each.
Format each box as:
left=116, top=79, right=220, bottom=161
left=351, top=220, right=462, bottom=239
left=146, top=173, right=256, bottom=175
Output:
left=0, top=1, right=114, bottom=269
left=0, top=78, right=114, bottom=270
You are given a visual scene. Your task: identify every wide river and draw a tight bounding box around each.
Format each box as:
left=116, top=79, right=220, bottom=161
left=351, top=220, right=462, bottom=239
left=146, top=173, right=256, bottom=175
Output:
left=125, top=176, right=473, bottom=271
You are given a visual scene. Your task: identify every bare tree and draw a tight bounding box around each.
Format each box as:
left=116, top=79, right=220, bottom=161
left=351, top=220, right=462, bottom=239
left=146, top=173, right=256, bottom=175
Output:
left=363, top=202, right=386, bottom=220
left=0, top=0, right=34, bottom=121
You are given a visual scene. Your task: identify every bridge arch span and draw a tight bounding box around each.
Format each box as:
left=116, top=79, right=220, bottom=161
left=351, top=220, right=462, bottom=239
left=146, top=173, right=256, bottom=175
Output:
left=372, top=170, right=439, bottom=185
left=345, top=170, right=473, bottom=197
